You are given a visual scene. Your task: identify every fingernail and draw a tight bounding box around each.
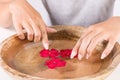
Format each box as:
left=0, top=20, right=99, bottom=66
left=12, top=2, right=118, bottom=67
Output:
left=70, top=51, right=76, bottom=59
left=78, top=54, right=82, bottom=60
left=86, top=54, right=89, bottom=59
left=43, top=42, right=49, bottom=50
left=101, top=54, right=106, bottom=59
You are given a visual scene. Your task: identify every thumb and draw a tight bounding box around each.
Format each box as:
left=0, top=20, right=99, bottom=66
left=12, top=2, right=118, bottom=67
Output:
left=46, top=27, right=57, bottom=33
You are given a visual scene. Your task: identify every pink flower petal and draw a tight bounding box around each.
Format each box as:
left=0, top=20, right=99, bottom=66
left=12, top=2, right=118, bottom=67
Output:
left=56, top=60, right=66, bottom=67
left=60, top=49, right=72, bottom=58
left=39, top=49, right=74, bottom=69
left=39, top=49, right=50, bottom=58
left=45, top=58, right=66, bottom=69
left=45, top=60, right=57, bottom=69
left=49, top=49, right=59, bottom=58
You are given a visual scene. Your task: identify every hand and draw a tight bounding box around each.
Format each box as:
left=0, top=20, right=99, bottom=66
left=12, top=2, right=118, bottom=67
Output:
left=0, top=0, right=14, bottom=3
left=9, top=0, right=56, bottom=49
left=71, top=17, right=120, bottom=60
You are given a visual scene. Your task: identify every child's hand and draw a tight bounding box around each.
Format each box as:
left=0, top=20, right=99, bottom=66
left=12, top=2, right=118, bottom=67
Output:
left=9, top=0, right=56, bottom=49
left=71, top=17, right=120, bottom=60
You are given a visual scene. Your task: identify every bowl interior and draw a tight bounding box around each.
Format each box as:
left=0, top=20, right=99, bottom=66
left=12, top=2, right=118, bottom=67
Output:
left=0, top=26, right=119, bottom=79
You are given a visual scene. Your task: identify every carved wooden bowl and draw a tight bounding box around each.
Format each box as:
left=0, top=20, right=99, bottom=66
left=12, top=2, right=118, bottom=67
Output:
left=0, top=26, right=120, bottom=80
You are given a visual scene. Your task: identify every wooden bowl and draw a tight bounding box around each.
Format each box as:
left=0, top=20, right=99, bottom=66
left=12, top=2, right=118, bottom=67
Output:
left=0, top=25, right=120, bottom=80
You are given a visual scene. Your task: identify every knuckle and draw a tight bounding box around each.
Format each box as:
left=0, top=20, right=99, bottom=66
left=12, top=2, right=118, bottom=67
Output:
left=28, top=32, right=34, bottom=37
left=17, top=32, right=23, bottom=37
left=35, top=33, right=41, bottom=37
left=89, top=25, right=94, bottom=28
left=17, top=32, right=22, bottom=36
left=35, top=34, right=39, bottom=38
left=89, top=25, right=95, bottom=30
left=42, top=30, right=46, bottom=35
left=90, top=25, right=103, bottom=31
left=96, top=27, right=103, bottom=31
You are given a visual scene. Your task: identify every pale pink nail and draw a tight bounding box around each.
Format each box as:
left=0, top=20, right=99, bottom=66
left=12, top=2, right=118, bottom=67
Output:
left=101, top=54, right=106, bottom=59
left=78, top=54, right=82, bottom=60
left=86, top=54, right=89, bottom=59
left=43, top=42, right=49, bottom=50
left=70, top=51, right=76, bottom=59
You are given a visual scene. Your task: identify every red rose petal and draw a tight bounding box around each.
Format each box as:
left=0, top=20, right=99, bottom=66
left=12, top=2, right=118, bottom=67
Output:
left=45, top=58, right=58, bottom=69
left=40, top=49, right=49, bottom=58
left=56, top=60, right=66, bottom=67
left=45, top=59, right=57, bottom=69
left=49, top=49, right=59, bottom=58
left=45, top=58, right=66, bottom=69
left=60, top=49, right=72, bottom=58
left=39, top=48, right=74, bottom=69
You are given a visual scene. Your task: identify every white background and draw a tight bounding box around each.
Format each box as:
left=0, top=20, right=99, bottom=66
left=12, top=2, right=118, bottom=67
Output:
left=0, top=0, right=120, bottom=80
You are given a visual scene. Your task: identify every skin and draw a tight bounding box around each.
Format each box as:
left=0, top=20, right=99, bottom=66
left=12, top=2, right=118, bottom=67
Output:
left=0, top=0, right=57, bottom=49
left=71, top=17, right=120, bottom=59
left=0, top=0, right=120, bottom=60
left=0, top=0, right=13, bottom=3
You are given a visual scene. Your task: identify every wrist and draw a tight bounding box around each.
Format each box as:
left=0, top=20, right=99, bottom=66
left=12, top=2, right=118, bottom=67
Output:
left=9, top=0, right=27, bottom=14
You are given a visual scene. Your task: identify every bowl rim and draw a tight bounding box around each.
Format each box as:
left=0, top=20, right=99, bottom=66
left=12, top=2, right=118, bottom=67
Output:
left=0, top=25, right=119, bottom=80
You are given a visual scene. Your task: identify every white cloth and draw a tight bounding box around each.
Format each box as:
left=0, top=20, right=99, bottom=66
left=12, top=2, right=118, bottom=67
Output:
left=41, top=0, right=115, bottom=27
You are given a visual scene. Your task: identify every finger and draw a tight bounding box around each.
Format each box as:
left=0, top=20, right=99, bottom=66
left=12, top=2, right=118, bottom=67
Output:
left=22, top=21, right=34, bottom=41
left=13, top=22, right=25, bottom=40
left=39, top=21, right=49, bottom=49
left=71, top=27, right=93, bottom=60
left=71, top=39, right=81, bottom=59
left=87, top=33, right=109, bottom=58
left=46, top=27, right=57, bottom=33
left=101, top=39, right=116, bottom=59
left=29, top=19, right=41, bottom=43
left=79, top=31, right=100, bottom=59
left=80, top=26, right=93, bottom=39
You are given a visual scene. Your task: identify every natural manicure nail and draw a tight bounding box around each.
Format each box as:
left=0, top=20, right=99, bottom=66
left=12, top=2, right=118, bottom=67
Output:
left=86, top=54, right=89, bottom=59
left=101, top=53, right=106, bottom=59
left=70, top=51, right=76, bottom=59
left=78, top=54, right=82, bottom=60
left=43, top=42, right=49, bottom=50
